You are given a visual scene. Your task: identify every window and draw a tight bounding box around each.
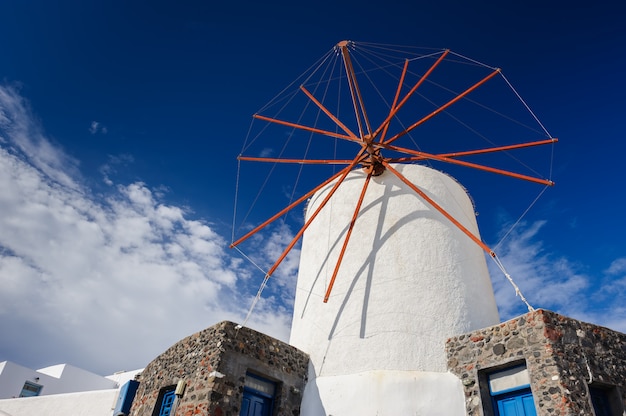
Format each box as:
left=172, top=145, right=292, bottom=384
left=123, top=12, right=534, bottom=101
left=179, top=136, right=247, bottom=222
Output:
left=589, top=384, right=623, bottom=416
left=488, top=365, right=537, bottom=416
left=19, top=381, right=42, bottom=397
left=113, top=380, right=140, bottom=416
left=240, top=373, right=276, bottom=416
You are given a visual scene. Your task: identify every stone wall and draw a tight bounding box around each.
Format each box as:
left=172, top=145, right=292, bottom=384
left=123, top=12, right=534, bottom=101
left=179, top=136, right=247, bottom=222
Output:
left=130, top=321, right=309, bottom=416
left=446, top=309, right=626, bottom=416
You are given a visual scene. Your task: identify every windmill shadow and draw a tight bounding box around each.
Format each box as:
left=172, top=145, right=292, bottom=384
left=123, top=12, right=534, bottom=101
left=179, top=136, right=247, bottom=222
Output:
left=296, top=167, right=456, bottom=343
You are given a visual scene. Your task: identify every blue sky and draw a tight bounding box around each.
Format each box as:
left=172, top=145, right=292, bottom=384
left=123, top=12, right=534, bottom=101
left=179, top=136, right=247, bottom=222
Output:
left=0, top=0, right=625, bottom=375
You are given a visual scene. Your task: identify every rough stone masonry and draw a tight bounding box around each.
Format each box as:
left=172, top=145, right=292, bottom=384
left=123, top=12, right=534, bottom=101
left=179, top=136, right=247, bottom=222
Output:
left=446, top=309, right=626, bottom=416
left=130, top=321, right=309, bottom=416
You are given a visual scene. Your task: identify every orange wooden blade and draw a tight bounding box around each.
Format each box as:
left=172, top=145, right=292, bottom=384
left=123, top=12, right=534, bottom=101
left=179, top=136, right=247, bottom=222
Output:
left=382, top=142, right=555, bottom=186
left=387, top=138, right=557, bottom=163
left=324, top=172, right=372, bottom=302
left=385, top=68, right=501, bottom=145
left=300, top=86, right=358, bottom=139
left=238, top=155, right=356, bottom=165
left=263, top=149, right=367, bottom=278
left=231, top=165, right=353, bottom=249
left=375, top=50, right=450, bottom=142
left=339, top=42, right=372, bottom=138
left=253, top=114, right=361, bottom=145
left=384, top=162, right=494, bottom=256
left=377, top=58, right=409, bottom=143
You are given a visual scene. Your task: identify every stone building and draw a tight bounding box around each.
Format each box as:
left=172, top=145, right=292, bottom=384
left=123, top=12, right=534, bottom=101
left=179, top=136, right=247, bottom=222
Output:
left=129, top=321, right=308, bottom=416
left=447, top=309, right=626, bottom=416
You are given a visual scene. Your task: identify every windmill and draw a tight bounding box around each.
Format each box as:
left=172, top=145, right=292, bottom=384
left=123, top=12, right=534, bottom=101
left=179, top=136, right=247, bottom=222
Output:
left=231, top=41, right=556, bottom=415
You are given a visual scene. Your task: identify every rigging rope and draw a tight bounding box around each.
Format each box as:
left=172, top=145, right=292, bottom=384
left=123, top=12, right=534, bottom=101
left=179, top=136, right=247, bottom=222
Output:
left=499, top=73, right=553, bottom=139
left=233, top=51, right=342, bottom=327
left=284, top=51, right=339, bottom=225
left=447, top=50, right=498, bottom=71
left=232, top=245, right=272, bottom=328
left=490, top=252, right=535, bottom=312
left=241, top=273, right=271, bottom=328
left=493, top=185, right=550, bottom=252
left=256, top=48, right=336, bottom=115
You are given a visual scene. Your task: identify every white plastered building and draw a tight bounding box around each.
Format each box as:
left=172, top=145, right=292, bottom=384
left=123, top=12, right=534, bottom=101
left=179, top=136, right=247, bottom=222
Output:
left=0, top=361, right=140, bottom=416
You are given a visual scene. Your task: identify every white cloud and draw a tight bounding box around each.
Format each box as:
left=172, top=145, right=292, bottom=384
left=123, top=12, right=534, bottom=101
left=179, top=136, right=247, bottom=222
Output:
left=89, top=121, right=107, bottom=135
left=488, top=220, right=626, bottom=332
left=99, top=154, right=134, bottom=186
left=605, top=257, right=626, bottom=276
left=259, top=148, right=273, bottom=157
left=0, top=85, right=79, bottom=190
left=0, top=85, right=293, bottom=375
left=489, top=221, right=589, bottom=318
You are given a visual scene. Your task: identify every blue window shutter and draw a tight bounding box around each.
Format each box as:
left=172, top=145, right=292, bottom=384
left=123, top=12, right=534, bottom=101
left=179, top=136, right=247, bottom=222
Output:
left=158, top=389, right=176, bottom=416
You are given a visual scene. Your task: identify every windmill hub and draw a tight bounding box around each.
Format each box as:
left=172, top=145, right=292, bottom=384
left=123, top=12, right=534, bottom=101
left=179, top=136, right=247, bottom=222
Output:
left=361, top=136, right=385, bottom=176
left=362, top=150, right=385, bottom=176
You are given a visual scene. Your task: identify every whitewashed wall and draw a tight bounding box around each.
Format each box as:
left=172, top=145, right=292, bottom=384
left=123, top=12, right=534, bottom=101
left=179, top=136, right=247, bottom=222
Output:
left=0, top=389, right=118, bottom=416
left=0, top=361, right=140, bottom=416
left=0, top=362, right=118, bottom=399
left=300, top=367, right=466, bottom=416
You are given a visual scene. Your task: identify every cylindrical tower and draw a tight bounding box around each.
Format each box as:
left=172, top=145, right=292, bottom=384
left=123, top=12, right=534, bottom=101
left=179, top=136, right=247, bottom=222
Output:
left=289, top=163, right=500, bottom=415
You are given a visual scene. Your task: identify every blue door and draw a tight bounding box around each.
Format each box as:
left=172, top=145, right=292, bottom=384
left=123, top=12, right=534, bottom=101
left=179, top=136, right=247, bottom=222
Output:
left=240, top=392, right=272, bottom=416
left=240, top=373, right=275, bottom=416
left=495, top=388, right=537, bottom=416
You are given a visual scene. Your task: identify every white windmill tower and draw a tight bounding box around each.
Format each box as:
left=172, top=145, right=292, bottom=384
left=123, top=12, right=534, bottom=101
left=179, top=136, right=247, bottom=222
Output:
left=231, top=41, right=555, bottom=415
